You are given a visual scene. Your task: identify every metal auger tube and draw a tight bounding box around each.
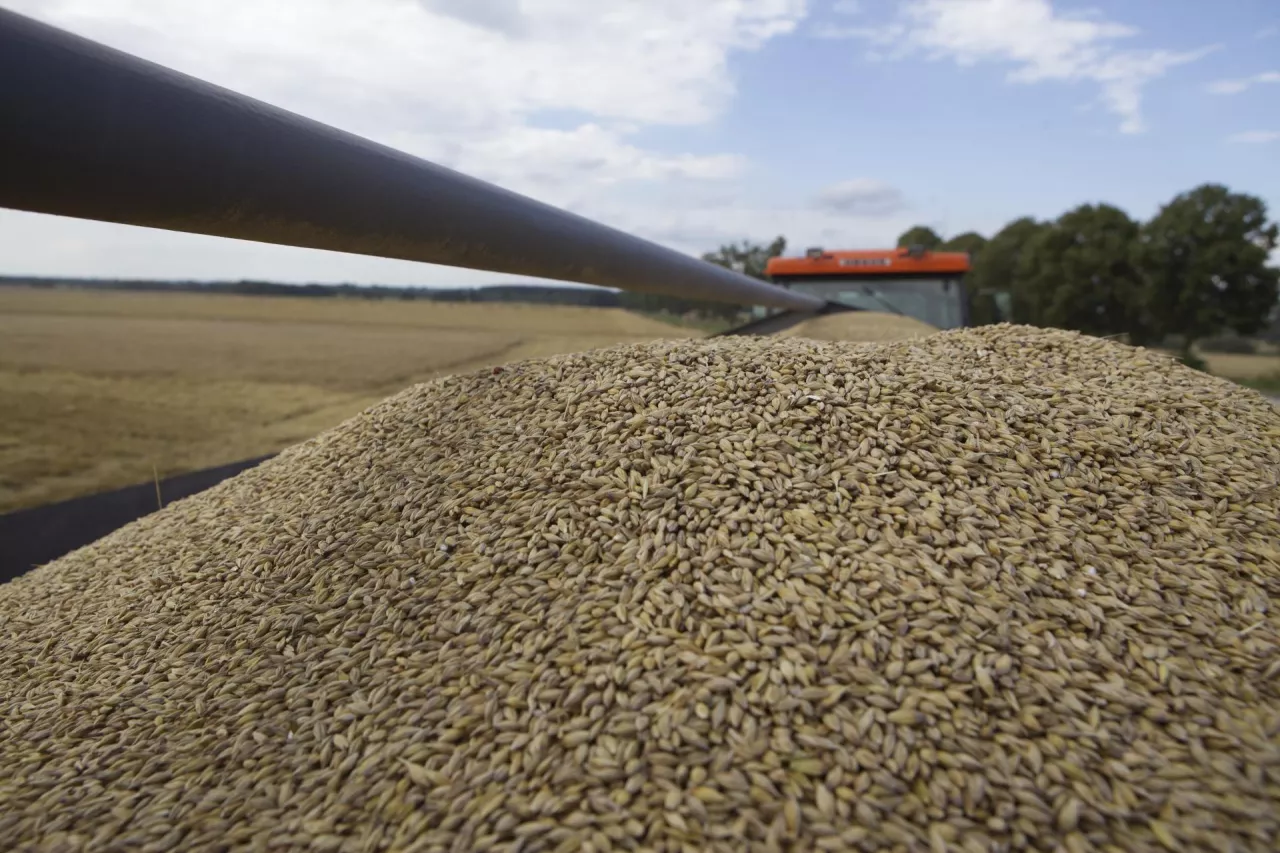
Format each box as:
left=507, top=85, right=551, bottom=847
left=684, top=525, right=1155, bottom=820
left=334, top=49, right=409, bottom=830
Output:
left=0, top=9, right=823, bottom=312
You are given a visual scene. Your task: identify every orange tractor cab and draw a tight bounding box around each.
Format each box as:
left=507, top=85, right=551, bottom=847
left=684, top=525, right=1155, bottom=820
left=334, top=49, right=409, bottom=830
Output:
left=761, top=245, right=972, bottom=330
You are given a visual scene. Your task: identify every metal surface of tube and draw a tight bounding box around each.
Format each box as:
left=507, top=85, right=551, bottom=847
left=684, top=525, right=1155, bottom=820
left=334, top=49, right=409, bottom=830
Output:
left=0, top=10, right=822, bottom=312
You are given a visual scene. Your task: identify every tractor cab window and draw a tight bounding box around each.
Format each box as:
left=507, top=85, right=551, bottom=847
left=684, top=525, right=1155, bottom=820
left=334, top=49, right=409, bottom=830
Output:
left=779, top=275, right=967, bottom=329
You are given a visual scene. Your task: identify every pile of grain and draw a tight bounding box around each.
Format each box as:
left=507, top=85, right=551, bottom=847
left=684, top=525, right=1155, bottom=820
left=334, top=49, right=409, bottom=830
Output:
left=779, top=310, right=937, bottom=342
left=2, top=325, right=1278, bottom=853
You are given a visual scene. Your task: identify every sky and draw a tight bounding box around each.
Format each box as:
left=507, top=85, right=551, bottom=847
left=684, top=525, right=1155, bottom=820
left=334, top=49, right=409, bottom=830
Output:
left=1, top=0, right=1277, bottom=288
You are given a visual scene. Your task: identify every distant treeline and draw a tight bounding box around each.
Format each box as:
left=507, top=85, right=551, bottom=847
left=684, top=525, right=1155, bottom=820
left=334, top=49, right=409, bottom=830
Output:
left=0, top=275, right=749, bottom=320
left=702, top=184, right=1280, bottom=355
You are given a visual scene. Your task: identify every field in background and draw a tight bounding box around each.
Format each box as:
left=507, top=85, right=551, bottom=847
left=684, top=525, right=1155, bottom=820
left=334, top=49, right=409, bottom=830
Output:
left=3, top=286, right=1278, bottom=513
left=777, top=312, right=938, bottom=342
left=1199, top=352, right=1280, bottom=390
left=0, top=287, right=692, bottom=512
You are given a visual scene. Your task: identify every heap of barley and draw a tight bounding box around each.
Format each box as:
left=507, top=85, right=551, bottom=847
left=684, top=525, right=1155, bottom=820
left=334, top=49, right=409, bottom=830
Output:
left=2, top=325, right=1278, bottom=853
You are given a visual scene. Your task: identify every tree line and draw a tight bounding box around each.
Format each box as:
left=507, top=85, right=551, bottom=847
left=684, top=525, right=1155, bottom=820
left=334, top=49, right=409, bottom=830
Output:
left=0, top=276, right=619, bottom=305
left=0, top=276, right=749, bottom=322
left=702, top=183, right=1280, bottom=355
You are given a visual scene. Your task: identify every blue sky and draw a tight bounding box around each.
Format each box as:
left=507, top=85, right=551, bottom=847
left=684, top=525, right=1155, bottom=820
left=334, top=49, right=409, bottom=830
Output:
left=750, top=0, right=1280, bottom=238
left=1, top=0, right=1276, bottom=286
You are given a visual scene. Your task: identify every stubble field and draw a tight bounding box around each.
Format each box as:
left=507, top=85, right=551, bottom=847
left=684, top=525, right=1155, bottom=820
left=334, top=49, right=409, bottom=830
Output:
left=0, top=287, right=693, bottom=512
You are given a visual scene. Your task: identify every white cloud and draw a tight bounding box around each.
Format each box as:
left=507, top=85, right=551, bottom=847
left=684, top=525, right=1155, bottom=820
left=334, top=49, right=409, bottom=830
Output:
left=595, top=187, right=1006, bottom=260
left=0, top=208, right=546, bottom=287
left=1226, top=130, right=1280, bottom=144
left=813, top=179, right=908, bottom=216
left=813, top=23, right=898, bottom=44
left=831, top=0, right=861, bottom=14
left=1257, top=25, right=1278, bottom=40
left=6, top=0, right=806, bottom=129
left=0, top=0, right=807, bottom=284
left=1205, top=71, right=1280, bottom=95
left=615, top=201, right=923, bottom=257
left=388, top=124, right=746, bottom=205
left=821, top=0, right=1217, bottom=134
left=418, top=0, right=529, bottom=36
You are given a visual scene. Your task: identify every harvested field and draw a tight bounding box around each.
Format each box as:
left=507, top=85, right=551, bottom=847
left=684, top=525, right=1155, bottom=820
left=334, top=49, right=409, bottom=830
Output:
left=2, top=325, right=1277, bottom=852
left=0, top=369, right=371, bottom=512
left=0, top=287, right=691, bottom=511
left=0, top=287, right=683, bottom=338
left=779, top=310, right=937, bottom=342
left=1199, top=351, right=1280, bottom=381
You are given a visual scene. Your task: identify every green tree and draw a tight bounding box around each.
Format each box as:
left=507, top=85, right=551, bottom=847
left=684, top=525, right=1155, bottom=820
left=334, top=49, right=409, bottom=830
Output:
left=966, top=217, right=1046, bottom=324
left=941, top=231, right=988, bottom=258
left=1264, top=299, right=1280, bottom=343
left=701, top=236, right=787, bottom=281
left=938, top=231, right=993, bottom=324
left=896, top=226, right=943, bottom=250
left=1016, top=204, right=1150, bottom=339
left=1136, top=184, right=1279, bottom=355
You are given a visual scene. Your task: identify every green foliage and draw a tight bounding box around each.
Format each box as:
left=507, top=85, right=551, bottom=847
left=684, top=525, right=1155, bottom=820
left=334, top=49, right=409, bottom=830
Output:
left=1197, top=334, right=1257, bottom=354
left=880, top=185, right=1278, bottom=349
left=965, top=217, right=1045, bottom=324
left=701, top=236, right=787, bottom=281
left=966, top=291, right=1004, bottom=326
left=1266, top=303, right=1280, bottom=343
left=896, top=226, right=943, bottom=250
left=1136, top=184, right=1279, bottom=349
left=941, top=231, right=988, bottom=258
left=943, top=232, right=993, bottom=323
left=1015, top=204, right=1150, bottom=340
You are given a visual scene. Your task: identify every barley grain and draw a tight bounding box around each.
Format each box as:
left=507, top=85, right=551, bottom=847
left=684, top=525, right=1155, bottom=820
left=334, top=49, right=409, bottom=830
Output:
left=0, top=325, right=1277, bottom=852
